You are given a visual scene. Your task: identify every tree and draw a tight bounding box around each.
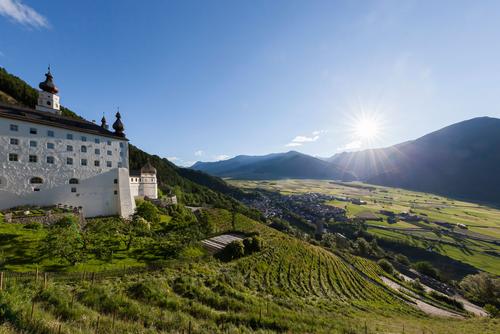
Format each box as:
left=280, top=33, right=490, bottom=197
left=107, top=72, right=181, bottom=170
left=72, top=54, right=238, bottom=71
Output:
left=125, top=216, right=151, bottom=250
left=377, top=259, right=394, bottom=275
left=321, top=232, right=336, bottom=249
left=135, top=201, right=161, bottom=223
left=83, top=217, right=126, bottom=260
left=395, top=254, right=410, bottom=266
left=354, top=237, right=371, bottom=257
left=44, top=216, right=84, bottom=265
left=459, top=272, right=500, bottom=307
left=412, top=261, right=440, bottom=280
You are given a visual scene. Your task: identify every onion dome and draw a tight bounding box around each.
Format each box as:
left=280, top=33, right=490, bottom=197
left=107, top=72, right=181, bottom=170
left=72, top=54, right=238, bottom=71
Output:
left=141, top=161, right=157, bottom=174
left=39, top=66, right=59, bottom=94
left=101, top=114, right=107, bottom=128
left=112, top=111, right=125, bottom=137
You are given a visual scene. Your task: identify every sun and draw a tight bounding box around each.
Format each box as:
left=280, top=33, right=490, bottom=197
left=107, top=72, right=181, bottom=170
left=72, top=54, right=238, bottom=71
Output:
left=354, top=116, right=381, bottom=140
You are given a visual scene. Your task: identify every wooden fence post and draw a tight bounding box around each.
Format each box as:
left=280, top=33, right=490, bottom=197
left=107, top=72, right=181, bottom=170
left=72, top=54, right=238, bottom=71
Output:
left=35, top=267, right=39, bottom=284
left=43, top=273, right=48, bottom=290
left=95, top=315, right=100, bottom=334
left=30, top=300, right=35, bottom=320
left=0, top=272, right=3, bottom=291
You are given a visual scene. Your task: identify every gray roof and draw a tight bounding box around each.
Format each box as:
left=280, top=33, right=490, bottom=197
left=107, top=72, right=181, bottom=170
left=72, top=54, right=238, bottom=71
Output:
left=0, top=102, right=128, bottom=140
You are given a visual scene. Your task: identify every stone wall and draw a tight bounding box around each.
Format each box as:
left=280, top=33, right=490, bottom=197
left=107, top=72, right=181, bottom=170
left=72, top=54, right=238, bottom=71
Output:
left=4, top=210, right=84, bottom=226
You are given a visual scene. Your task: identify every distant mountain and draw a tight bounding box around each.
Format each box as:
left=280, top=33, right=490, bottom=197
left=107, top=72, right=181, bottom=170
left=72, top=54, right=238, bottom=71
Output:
left=191, top=151, right=356, bottom=181
left=329, top=117, right=500, bottom=204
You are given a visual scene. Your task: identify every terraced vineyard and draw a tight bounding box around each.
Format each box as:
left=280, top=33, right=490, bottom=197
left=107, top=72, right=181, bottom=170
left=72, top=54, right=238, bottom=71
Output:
left=0, top=210, right=498, bottom=333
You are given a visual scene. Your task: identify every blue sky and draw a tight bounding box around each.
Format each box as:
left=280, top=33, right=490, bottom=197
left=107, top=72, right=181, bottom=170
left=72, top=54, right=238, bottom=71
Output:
left=1, top=0, right=500, bottom=166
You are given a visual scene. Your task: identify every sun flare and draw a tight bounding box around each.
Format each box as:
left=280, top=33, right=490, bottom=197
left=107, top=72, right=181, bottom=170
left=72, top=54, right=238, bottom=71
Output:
left=354, top=117, right=381, bottom=140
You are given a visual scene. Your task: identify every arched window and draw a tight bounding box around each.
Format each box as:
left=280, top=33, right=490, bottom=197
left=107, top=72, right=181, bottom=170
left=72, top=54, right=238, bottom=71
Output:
left=30, top=177, right=43, bottom=184
left=69, top=178, right=79, bottom=184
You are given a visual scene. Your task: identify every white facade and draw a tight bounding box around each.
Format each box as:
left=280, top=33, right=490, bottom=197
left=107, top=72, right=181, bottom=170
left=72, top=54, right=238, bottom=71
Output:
left=0, top=112, right=135, bottom=218
left=36, top=91, right=61, bottom=114
left=130, top=169, right=158, bottom=199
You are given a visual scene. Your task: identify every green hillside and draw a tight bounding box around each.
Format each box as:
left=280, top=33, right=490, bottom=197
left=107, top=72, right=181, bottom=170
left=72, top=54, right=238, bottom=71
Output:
left=1, top=210, right=497, bottom=333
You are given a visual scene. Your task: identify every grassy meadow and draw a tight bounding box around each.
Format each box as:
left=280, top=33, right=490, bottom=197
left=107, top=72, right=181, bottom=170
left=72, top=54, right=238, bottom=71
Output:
left=1, top=208, right=498, bottom=333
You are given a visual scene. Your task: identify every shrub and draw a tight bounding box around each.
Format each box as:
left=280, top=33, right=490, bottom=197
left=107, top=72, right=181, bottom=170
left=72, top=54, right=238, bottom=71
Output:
left=24, top=222, right=43, bottom=230
left=135, top=201, right=161, bottom=223
left=459, top=272, right=500, bottom=307
left=218, top=240, right=245, bottom=261
left=395, top=254, right=410, bottom=266
left=428, top=291, right=464, bottom=310
left=484, top=304, right=499, bottom=318
left=377, top=259, right=394, bottom=275
left=354, top=237, right=371, bottom=256
left=243, top=236, right=263, bottom=255
left=412, top=261, right=440, bottom=280
left=410, top=278, right=425, bottom=293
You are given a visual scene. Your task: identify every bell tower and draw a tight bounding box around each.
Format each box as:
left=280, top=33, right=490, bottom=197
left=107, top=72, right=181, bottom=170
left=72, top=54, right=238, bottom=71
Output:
left=36, top=66, right=61, bottom=114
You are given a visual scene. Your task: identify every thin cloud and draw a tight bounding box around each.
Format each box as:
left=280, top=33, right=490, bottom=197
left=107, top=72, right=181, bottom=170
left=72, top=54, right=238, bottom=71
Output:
left=194, top=150, right=204, bottom=157
left=167, top=156, right=179, bottom=161
left=337, top=140, right=362, bottom=152
left=0, top=0, right=49, bottom=28
left=285, top=131, right=323, bottom=147
left=214, top=154, right=229, bottom=161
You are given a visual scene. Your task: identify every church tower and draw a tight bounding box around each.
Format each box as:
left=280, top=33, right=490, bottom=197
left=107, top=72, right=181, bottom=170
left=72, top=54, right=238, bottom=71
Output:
left=36, top=66, right=61, bottom=114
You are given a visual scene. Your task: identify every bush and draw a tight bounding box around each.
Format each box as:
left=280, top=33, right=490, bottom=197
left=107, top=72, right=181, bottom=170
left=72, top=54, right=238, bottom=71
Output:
left=412, top=261, right=440, bottom=280
left=243, top=236, right=263, bottom=254
left=484, top=304, right=499, bottom=318
left=218, top=240, right=245, bottom=261
left=410, top=278, right=425, bottom=294
left=429, top=291, right=464, bottom=310
left=395, top=254, right=410, bottom=266
left=459, top=272, right=500, bottom=307
left=135, top=201, right=161, bottom=223
left=377, top=259, right=394, bottom=275
left=354, top=237, right=371, bottom=256
left=24, top=222, right=43, bottom=230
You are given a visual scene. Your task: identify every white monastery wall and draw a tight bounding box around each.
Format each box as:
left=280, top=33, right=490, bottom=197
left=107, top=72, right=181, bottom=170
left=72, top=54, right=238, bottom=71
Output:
left=0, top=117, right=134, bottom=217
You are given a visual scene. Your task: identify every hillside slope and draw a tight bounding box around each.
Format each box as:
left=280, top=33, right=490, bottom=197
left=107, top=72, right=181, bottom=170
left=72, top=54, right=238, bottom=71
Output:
left=330, top=117, right=500, bottom=204
left=192, top=151, right=356, bottom=181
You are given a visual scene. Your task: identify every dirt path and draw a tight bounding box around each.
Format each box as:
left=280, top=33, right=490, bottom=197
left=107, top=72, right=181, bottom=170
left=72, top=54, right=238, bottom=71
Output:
left=397, top=273, right=488, bottom=317
left=380, top=276, right=463, bottom=318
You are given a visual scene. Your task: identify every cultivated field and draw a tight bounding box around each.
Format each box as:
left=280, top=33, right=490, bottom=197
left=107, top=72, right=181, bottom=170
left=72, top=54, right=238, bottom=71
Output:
left=229, top=179, right=500, bottom=276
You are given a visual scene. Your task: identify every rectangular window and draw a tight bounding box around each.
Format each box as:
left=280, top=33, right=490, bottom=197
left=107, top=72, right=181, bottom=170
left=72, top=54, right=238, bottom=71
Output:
left=107, top=150, right=112, bottom=156
left=10, top=124, right=18, bottom=131
left=29, top=140, right=37, bottom=147
left=33, top=188, right=40, bottom=192
left=67, top=133, right=73, bottom=140
left=95, top=148, right=100, bottom=155
left=114, top=179, right=118, bottom=184
left=47, top=130, right=54, bottom=137
left=81, top=136, right=87, bottom=142
left=10, top=138, right=19, bottom=145
left=29, top=155, right=37, bottom=163
left=119, top=142, right=124, bottom=148
left=94, top=160, right=100, bottom=167
left=81, top=159, right=87, bottom=166
left=46, top=156, right=54, bottom=164
left=120, top=152, right=124, bottom=157
left=9, top=153, right=18, bottom=161
left=114, top=190, right=118, bottom=195
left=47, top=143, right=55, bottom=149
left=118, top=162, right=123, bottom=168
left=81, top=145, right=87, bottom=153
left=95, top=138, right=100, bottom=144
left=67, top=157, right=73, bottom=165
left=71, top=187, right=77, bottom=193
left=67, top=145, right=73, bottom=152
left=30, top=128, right=37, bottom=134
left=106, top=161, right=112, bottom=168
left=107, top=140, right=111, bottom=145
